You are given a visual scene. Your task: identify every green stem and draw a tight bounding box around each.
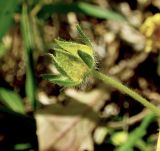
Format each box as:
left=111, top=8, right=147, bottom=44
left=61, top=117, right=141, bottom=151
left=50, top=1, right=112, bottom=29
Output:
left=92, top=70, right=160, bottom=116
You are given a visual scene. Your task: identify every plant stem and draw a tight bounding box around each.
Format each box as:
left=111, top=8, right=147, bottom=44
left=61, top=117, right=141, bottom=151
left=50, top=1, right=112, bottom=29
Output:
left=92, top=70, right=160, bottom=116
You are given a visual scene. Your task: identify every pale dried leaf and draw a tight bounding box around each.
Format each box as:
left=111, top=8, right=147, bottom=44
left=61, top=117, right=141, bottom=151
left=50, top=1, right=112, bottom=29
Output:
left=36, top=89, right=109, bottom=151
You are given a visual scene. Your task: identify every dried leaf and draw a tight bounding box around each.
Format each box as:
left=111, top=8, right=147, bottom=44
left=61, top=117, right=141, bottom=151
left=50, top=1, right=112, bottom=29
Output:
left=36, top=89, right=109, bottom=151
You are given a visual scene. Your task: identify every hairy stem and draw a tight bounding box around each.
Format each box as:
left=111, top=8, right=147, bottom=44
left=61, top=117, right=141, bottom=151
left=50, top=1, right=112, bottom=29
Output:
left=92, top=70, right=160, bottom=116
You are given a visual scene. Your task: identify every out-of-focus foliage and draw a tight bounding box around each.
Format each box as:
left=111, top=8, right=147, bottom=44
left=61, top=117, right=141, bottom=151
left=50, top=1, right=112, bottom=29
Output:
left=0, top=88, right=25, bottom=114
left=38, top=2, right=126, bottom=21
left=0, top=0, right=19, bottom=41
left=21, top=4, right=37, bottom=111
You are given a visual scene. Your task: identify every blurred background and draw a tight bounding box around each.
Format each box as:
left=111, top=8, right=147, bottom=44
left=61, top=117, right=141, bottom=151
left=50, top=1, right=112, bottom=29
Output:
left=0, top=0, right=160, bottom=151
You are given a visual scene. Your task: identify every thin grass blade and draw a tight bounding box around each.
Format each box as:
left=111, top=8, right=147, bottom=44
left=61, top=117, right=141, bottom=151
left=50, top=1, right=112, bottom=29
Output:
left=21, top=3, right=37, bottom=111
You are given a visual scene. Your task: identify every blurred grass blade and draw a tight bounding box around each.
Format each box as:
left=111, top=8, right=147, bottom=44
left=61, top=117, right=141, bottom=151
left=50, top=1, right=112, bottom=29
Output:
left=0, top=88, right=25, bottom=114
left=38, top=2, right=126, bottom=21
left=14, top=143, right=32, bottom=150
left=77, top=2, right=125, bottom=21
left=21, top=4, right=37, bottom=110
left=0, top=0, right=19, bottom=41
left=116, top=113, right=155, bottom=151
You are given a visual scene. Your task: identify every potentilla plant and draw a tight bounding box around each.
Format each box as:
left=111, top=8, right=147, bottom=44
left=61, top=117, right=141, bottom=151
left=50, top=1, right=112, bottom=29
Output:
left=43, top=25, right=95, bottom=87
left=43, top=24, right=160, bottom=117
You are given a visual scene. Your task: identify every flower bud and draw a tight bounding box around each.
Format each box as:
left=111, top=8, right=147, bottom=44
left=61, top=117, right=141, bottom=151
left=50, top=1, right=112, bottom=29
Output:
left=43, top=25, right=95, bottom=87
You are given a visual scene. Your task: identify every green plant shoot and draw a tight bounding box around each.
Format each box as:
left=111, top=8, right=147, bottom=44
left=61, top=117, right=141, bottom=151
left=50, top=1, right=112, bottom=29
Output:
left=42, top=24, right=95, bottom=87
left=43, top=24, right=160, bottom=117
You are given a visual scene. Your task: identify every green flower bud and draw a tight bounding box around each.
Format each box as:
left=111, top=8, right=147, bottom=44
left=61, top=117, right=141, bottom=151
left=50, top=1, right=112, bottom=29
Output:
left=43, top=25, right=95, bottom=87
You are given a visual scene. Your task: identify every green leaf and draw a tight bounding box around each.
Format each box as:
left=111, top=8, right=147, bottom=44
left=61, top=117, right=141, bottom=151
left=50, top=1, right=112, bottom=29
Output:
left=21, top=3, right=37, bottom=110
left=38, top=2, right=126, bottom=21
left=47, top=52, right=71, bottom=78
left=0, top=0, right=19, bottom=41
left=0, top=88, right=25, bottom=114
left=78, top=50, right=94, bottom=68
left=42, top=74, right=79, bottom=87
left=76, top=24, right=92, bottom=47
